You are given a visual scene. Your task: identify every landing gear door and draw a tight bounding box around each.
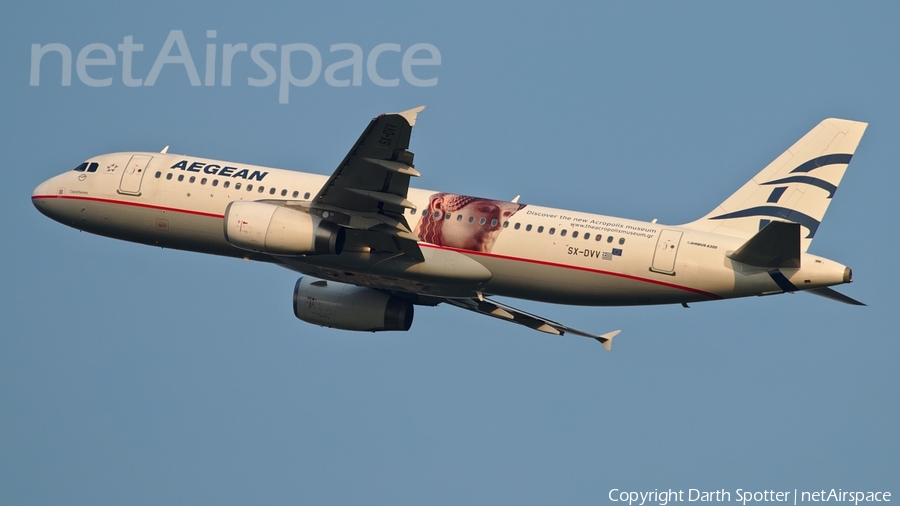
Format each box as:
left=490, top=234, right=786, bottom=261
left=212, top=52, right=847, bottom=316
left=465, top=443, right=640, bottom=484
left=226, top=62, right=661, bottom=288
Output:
left=650, top=229, right=683, bottom=275
left=118, top=154, right=152, bottom=196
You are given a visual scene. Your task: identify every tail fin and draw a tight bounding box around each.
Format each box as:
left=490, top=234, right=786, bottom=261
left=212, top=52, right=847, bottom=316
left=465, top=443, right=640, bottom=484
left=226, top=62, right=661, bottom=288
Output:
left=682, top=118, right=867, bottom=252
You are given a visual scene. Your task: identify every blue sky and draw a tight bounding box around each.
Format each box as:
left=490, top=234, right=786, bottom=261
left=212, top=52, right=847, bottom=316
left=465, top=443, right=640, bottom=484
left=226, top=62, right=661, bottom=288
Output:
left=2, top=2, right=898, bottom=504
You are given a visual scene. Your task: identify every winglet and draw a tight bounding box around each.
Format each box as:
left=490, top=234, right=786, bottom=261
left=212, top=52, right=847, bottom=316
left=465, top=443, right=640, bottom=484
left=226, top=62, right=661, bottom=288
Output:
left=393, top=105, right=426, bottom=126
left=597, top=330, right=621, bottom=351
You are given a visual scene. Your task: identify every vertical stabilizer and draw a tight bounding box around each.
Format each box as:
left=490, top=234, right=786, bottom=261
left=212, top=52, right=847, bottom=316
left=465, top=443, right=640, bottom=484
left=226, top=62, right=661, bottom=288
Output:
left=682, top=118, right=867, bottom=252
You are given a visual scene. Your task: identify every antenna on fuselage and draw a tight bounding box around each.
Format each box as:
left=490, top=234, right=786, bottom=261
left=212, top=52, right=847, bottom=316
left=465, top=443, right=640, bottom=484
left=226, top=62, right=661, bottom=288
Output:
left=511, top=195, right=520, bottom=203
left=160, top=146, right=169, bottom=154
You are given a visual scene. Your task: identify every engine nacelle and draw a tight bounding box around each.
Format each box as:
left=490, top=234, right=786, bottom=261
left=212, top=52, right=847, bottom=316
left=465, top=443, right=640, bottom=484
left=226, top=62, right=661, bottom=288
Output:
left=293, top=277, right=413, bottom=332
left=223, top=201, right=344, bottom=255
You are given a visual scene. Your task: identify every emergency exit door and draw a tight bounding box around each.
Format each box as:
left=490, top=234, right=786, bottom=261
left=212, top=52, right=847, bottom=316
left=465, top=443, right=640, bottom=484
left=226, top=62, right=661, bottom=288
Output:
left=118, top=154, right=152, bottom=195
left=650, top=229, right=683, bottom=275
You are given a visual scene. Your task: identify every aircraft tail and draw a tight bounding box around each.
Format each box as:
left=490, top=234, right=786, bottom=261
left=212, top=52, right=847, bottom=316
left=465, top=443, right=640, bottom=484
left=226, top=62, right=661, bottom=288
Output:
left=681, top=118, right=867, bottom=252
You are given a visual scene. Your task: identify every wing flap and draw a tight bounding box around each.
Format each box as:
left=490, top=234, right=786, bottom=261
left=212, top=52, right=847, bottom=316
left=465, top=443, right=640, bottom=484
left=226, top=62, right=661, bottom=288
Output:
left=369, top=223, right=419, bottom=242
left=346, top=188, right=416, bottom=210
left=362, top=157, right=421, bottom=177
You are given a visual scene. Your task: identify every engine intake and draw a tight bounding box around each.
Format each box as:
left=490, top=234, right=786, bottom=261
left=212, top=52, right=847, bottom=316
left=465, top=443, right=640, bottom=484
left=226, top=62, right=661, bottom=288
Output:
left=293, top=277, right=413, bottom=332
left=223, top=201, right=344, bottom=255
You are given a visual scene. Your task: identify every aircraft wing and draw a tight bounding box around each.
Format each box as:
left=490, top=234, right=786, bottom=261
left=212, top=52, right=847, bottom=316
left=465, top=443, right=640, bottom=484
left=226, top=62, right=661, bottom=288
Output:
left=442, top=296, right=621, bottom=350
left=309, top=106, right=427, bottom=261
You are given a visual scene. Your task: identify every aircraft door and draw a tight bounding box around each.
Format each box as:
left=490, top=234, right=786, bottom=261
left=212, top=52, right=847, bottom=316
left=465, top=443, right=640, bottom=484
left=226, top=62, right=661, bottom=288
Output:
left=118, top=154, right=153, bottom=195
left=650, top=229, right=683, bottom=275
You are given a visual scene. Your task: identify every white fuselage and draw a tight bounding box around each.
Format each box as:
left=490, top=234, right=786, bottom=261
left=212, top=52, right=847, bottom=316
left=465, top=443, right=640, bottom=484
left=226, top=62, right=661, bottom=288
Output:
left=32, top=152, right=850, bottom=306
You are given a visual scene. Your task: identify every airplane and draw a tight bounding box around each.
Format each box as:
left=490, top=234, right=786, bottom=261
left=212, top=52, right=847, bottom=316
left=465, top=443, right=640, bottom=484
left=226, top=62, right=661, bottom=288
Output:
left=32, top=107, right=867, bottom=350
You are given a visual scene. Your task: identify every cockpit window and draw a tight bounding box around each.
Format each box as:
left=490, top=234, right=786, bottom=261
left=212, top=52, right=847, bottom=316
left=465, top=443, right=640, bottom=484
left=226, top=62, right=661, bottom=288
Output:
left=87, top=162, right=98, bottom=173
left=73, top=162, right=88, bottom=172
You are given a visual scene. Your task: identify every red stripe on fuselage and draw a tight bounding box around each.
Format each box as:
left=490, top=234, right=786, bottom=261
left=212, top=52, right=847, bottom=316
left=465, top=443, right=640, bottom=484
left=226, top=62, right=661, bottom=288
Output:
left=32, top=194, right=225, bottom=219
left=419, top=243, right=722, bottom=299
left=34, top=194, right=722, bottom=300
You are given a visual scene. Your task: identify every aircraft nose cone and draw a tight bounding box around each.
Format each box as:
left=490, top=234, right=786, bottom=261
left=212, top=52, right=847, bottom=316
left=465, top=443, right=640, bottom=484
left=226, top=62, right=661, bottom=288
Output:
left=32, top=176, right=60, bottom=218
left=32, top=179, right=49, bottom=206
left=33, top=171, right=60, bottom=197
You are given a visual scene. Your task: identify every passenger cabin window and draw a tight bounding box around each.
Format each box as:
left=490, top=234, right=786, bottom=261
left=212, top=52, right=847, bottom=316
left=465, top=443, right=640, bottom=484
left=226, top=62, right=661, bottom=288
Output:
left=269, top=187, right=276, bottom=195
left=584, top=233, right=590, bottom=240
left=304, top=192, right=311, bottom=199
left=537, top=226, right=543, bottom=233
left=72, top=162, right=88, bottom=172
left=177, top=175, right=184, bottom=182
left=166, top=173, right=173, bottom=180
left=433, top=211, right=441, bottom=219
left=457, top=215, right=463, bottom=221
left=549, top=228, right=555, bottom=235
left=246, top=184, right=253, bottom=191
left=281, top=189, right=287, bottom=196
left=468, top=216, right=475, bottom=223
left=572, top=231, right=579, bottom=238
left=212, top=179, right=219, bottom=187
left=445, top=213, right=451, bottom=220
left=189, top=176, right=195, bottom=183
left=292, top=191, right=299, bottom=198
left=234, top=182, right=241, bottom=189
left=514, top=223, right=521, bottom=230
left=502, top=221, right=509, bottom=228
left=87, top=162, right=98, bottom=173
left=200, top=178, right=207, bottom=185
left=560, top=229, right=567, bottom=237
left=619, top=238, right=626, bottom=245
left=491, top=219, right=498, bottom=227
left=607, top=236, right=614, bottom=243
left=155, top=171, right=161, bottom=178
left=525, top=224, right=532, bottom=231
left=258, top=186, right=265, bottom=193
left=595, top=235, right=602, bottom=241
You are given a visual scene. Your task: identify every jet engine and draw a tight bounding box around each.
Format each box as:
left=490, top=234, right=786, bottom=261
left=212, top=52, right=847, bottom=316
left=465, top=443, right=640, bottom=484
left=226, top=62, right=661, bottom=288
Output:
left=223, top=201, right=344, bottom=255
left=293, top=277, right=414, bottom=332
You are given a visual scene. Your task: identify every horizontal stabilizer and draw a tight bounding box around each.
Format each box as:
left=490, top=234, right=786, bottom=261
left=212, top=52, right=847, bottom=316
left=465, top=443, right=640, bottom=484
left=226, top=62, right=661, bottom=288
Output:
left=806, top=287, right=866, bottom=306
left=727, top=221, right=800, bottom=268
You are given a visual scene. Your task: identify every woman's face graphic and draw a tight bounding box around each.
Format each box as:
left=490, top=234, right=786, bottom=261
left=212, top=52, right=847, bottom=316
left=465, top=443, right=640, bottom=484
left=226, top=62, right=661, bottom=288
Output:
left=435, top=197, right=521, bottom=252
